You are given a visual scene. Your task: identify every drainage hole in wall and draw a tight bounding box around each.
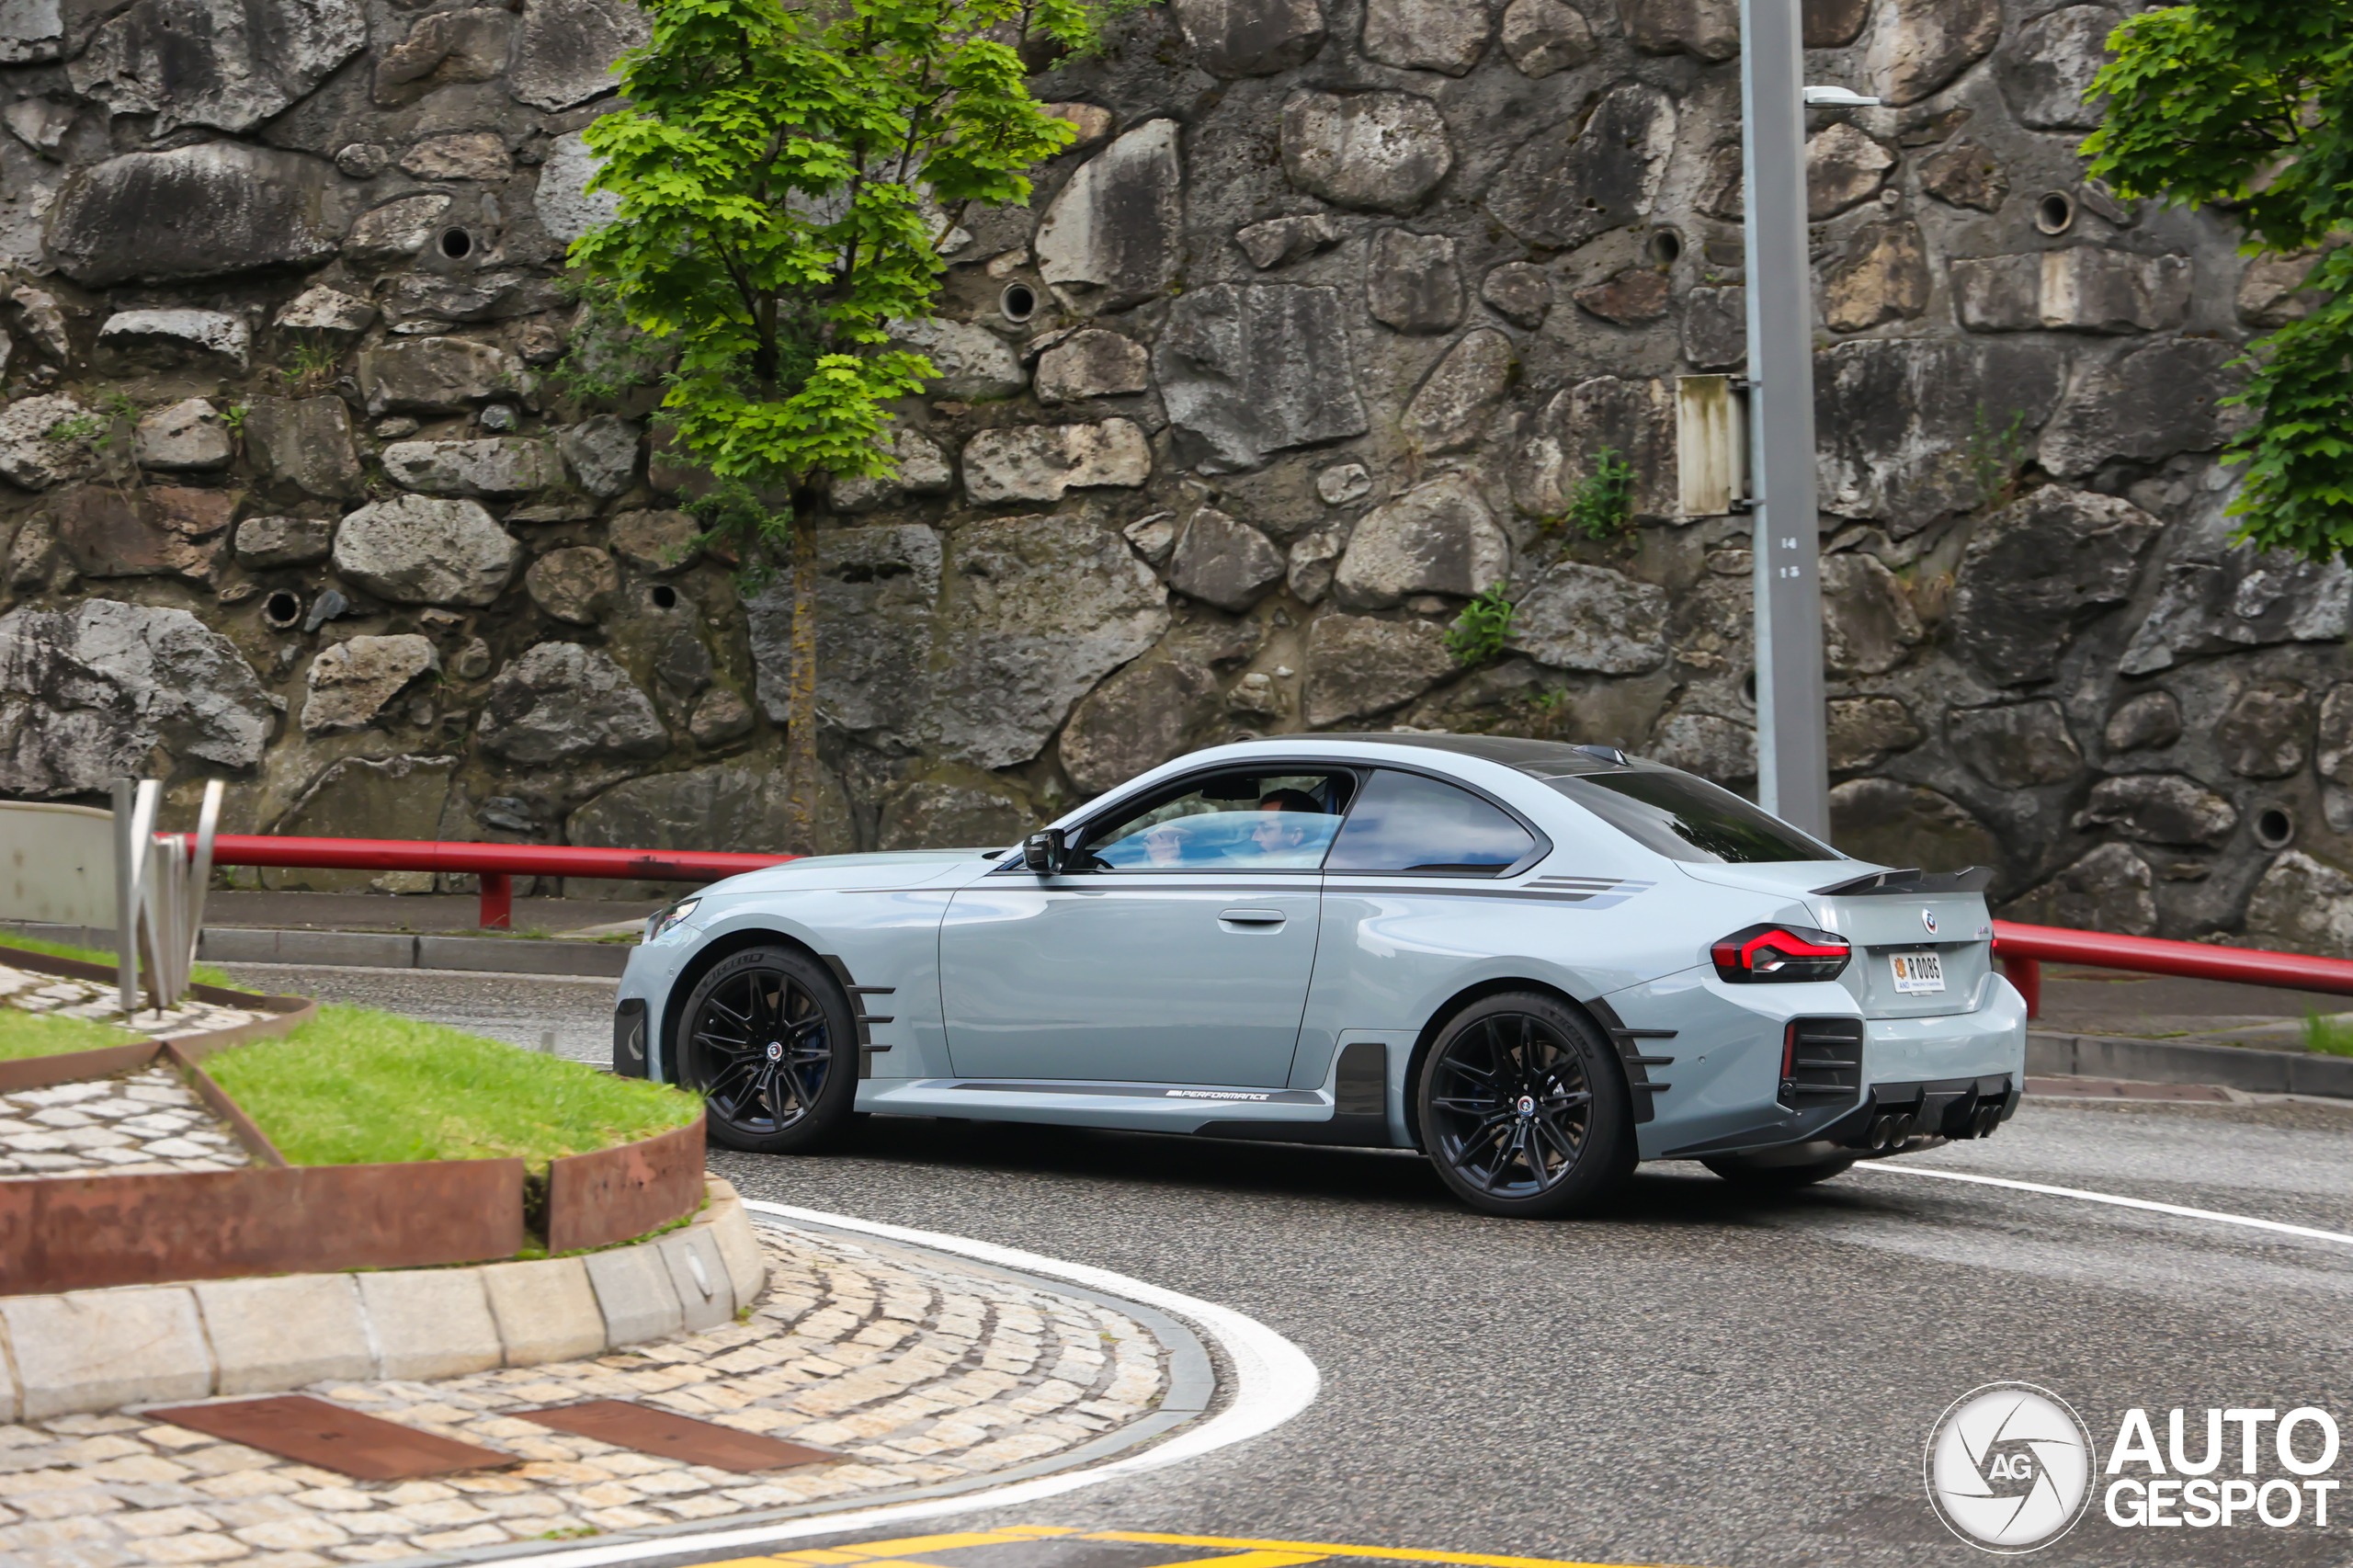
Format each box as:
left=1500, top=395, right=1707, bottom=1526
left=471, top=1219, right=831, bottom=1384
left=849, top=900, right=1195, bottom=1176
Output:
left=2034, top=192, right=2075, bottom=235
left=1647, top=228, right=1682, bottom=266
left=262, top=590, right=303, bottom=630
left=439, top=227, right=474, bottom=259
left=999, top=282, right=1037, bottom=323
left=650, top=584, right=679, bottom=609
left=2256, top=806, right=2296, bottom=849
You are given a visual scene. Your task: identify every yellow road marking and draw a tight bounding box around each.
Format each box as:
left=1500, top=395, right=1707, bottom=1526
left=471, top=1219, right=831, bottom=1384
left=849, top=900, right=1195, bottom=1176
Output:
left=1076, top=1530, right=1703, bottom=1568
left=1129, top=1544, right=1336, bottom=1553
left=709, top=1525, right=1703, bottom=1568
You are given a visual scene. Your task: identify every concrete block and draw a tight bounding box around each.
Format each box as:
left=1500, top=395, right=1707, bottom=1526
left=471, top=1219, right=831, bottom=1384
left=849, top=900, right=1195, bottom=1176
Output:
left=195, top=1274, right=375, bottom=1393
left=2287, top=1051, right=2353, bottom=1098
left=583, top=1244, right=684, bottom=1346
left=657, top=1228, right=735, bottom=1332
left=481, top=1256, right=608, bottom=1366
left=415, top=935, right=630, bottom=977
left=702, top=1190, right=769, bottom=1310
left=356, top=1269, right=503, bottom=1379
left=2025, top=1031, right=2075, bottom=1076
left=0, top=1287, right=212, bottom=1417
left=198, top=927, right=417, bottom=967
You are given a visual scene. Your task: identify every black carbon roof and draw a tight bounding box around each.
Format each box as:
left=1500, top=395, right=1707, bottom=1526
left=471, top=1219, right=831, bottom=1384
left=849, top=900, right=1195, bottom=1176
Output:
left=1236, top=733, right=1631, bottom=778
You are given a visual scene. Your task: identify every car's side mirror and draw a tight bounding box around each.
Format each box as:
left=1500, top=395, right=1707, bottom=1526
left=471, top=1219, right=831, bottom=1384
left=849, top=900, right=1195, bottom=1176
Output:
left=1022, top=829, right=1068, bottom=874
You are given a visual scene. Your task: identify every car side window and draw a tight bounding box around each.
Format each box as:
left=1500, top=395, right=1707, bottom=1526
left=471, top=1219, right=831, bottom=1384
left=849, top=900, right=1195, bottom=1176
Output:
left=1077, top=770, right=1354, bottom=871
left=1324, top=769, right=1538, bottom=877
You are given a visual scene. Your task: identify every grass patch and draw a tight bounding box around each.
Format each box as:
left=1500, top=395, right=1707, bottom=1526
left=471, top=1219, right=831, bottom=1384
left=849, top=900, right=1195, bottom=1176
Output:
left=2304, top=1012, right=2353, bottom=1056
left=0, top=933, right=232, bottom=989
left=0, top=1008, right=146, bottom=1062
left=205, top=1005, right=700, bottom=1172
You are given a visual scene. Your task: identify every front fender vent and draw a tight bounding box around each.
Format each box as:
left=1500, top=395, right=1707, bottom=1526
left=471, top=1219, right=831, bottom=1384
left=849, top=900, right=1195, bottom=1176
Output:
left=1779, top=1017, right=1863, bottom=1110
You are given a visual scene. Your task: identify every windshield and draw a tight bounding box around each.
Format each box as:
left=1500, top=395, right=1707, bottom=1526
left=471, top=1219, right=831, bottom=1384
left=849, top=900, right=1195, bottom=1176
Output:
left=1546, top=771, right=1842, bottom=864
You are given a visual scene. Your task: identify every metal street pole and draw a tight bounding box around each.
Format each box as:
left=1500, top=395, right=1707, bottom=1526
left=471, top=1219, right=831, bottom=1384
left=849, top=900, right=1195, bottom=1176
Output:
left=1738, top=0, right=1829, bottom=838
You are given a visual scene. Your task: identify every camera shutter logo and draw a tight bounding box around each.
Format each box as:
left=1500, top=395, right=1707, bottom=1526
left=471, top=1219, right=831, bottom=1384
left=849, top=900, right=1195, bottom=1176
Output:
left=1925, top=1383, right=2097, bottom=1552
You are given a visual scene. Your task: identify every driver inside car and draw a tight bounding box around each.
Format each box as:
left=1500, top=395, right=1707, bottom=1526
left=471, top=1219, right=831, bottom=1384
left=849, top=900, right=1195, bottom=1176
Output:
left=1250, top=789, right=1323, bottom=858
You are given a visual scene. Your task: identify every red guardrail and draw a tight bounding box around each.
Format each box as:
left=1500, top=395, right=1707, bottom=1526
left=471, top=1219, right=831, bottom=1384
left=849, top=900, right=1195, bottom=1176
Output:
left=173, top=834, right=2353, bottom=1001
left=184, top=835, right=796, bottom=928
left=1993, top=919, right=2353, bottom=1019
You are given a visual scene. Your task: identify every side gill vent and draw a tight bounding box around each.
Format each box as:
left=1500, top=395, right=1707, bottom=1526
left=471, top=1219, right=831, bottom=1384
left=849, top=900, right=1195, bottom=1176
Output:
left=1779, top=1017, right=1864, bottom=1110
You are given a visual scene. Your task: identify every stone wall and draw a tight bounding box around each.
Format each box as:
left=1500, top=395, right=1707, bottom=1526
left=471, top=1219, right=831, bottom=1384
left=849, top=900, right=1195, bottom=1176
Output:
left=0, top=0, right=2347, bottom=943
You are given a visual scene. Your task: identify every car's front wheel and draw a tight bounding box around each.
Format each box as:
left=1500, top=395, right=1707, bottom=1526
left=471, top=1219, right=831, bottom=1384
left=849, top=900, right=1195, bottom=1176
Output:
left=677, top=944, right=857, bottom=1154
left=1415, top=992, right=1634, bottom=1219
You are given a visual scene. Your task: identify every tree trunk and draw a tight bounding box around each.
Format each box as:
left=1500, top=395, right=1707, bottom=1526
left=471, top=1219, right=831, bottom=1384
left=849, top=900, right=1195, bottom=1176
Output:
left=784, top=494, right=821, bottom=857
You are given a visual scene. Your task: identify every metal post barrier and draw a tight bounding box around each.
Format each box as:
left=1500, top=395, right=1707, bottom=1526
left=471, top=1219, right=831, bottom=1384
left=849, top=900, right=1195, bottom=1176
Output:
left=480, top=869, right=513, bottom=930
left=2001, top=954, right=2041, bottom=1019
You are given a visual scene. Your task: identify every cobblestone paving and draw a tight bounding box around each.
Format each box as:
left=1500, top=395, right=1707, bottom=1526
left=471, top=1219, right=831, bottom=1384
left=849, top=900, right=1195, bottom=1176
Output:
left=0, top=962, right=265, bottom=1040
left=0, top=1069, right=252, bottom=1179
left=0, top=1223, right=1169, bottom=1567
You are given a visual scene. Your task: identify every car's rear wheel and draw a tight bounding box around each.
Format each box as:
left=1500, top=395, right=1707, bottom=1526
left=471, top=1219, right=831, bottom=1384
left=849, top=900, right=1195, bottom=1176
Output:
left=677, top=944, right=857, bottom=1154
left=1415, top=992, right=1634, bottom=1219
left=1701, top=1153, right=1856, bottom=1188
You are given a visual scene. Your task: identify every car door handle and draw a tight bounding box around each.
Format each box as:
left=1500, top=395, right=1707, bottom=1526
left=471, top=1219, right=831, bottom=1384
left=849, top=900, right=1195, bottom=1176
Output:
left=1219, top=908, right=1286, bottom=926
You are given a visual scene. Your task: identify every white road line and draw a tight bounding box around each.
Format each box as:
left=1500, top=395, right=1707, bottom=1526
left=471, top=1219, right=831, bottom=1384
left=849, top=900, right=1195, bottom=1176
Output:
left=510, top=1199, right=1321, bottom=1568
left=1859, top=1162, right=2353, bottom=1248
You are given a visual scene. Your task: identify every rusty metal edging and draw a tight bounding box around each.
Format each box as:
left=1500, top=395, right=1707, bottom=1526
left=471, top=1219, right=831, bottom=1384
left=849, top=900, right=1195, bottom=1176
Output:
left=0, top=1159, right=528, bottom=1295
left=161, top=994, right=320, bottom=1061
left=162, top=1040, right=289, bottom=1168
left=544, top=1118, right=708, bottom=1254
left=0, top=1040, right=165, bottom=1096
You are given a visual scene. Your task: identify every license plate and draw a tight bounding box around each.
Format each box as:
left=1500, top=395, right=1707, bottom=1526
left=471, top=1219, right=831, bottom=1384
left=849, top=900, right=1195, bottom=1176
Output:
left=1890, top=951, right=1945, bottom=995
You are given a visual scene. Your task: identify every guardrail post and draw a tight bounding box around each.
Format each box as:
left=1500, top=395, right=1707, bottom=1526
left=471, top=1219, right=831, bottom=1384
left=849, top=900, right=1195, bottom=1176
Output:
left=2002, top=955, right=2041, bottom=1019
left=479, top=870, right=512, bottom=930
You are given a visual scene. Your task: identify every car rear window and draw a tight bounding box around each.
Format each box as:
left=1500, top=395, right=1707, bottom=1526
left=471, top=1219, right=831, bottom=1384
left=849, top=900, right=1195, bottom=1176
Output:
left=1325, top=770, right=1538, bottom=876
left=1546, top=771, right=1840, bottom=864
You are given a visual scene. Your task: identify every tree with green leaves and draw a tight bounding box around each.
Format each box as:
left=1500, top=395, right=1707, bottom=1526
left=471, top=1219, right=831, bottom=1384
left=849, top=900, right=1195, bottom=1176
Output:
left=2085, top=0, right=2353, bottom=564
left=568, top=0, right=1115, bottom=852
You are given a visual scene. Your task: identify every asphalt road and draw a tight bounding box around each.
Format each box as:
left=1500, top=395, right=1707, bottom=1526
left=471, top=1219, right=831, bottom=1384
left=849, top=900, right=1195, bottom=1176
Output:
left=226, top=963, right=2353, bottom=1567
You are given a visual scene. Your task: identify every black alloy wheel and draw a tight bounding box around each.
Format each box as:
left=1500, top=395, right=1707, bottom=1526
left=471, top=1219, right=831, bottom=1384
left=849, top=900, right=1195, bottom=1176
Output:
left=678, top=944, right=857, bottom=1153
left=1416, top=991, right=1632, bottom=1218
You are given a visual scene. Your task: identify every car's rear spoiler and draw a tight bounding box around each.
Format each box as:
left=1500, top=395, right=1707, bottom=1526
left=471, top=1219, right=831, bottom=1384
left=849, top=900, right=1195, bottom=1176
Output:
left=1811, top=867, right=1995, bottom=896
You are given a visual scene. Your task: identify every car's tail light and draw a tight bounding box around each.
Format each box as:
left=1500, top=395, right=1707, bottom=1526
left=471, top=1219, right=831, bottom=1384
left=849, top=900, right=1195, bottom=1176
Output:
left=1710, top=923, right=1850, bottom=983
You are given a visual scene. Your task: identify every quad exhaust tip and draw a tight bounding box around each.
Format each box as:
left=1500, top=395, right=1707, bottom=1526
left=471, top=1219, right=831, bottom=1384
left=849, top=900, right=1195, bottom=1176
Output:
left=1861, top=1103, right=2002, bottom=1155
left=1865, top=1113, right=1915, bottom=1153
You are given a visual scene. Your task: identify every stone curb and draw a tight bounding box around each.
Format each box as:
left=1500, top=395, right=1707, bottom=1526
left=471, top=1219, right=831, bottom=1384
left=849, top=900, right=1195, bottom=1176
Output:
left=6, top=921, right=633, bottom=977
left=0, top=1179, right=766, bottom=1423
left=402, top=1213, right=1219, bottom=1568
left=2028, top=1029, right=2353, bottom=1098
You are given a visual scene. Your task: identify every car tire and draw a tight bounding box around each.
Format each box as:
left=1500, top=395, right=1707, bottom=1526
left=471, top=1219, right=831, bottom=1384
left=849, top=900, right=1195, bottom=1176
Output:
left=676, top=944, right=858, bottom=1155
left=1700, top=1153, right=1856, bottom=1188
left=1415, top=991, right=1635, bottom=1219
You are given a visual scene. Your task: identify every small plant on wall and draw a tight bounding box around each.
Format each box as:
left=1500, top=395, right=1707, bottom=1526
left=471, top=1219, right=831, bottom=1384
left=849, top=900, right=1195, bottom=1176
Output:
left=1963, top=406, right=2033, bottom=510
left=1561, top=447, right=1635, bottom=541
left=1446, top=586, right=1518, bottom=666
